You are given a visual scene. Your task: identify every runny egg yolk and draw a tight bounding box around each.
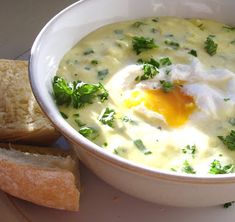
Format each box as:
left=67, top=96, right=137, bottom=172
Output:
left=124, top=86, right=196, bottom=127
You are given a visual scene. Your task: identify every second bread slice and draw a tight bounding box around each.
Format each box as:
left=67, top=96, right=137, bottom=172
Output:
left=0, top=59, right=59, bottom=145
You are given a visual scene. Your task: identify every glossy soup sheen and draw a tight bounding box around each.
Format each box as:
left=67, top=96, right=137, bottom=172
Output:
left=54, top=17, right=235, bottom=175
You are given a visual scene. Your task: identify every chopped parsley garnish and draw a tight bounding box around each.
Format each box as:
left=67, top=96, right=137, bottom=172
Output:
left=160, top=80, right=174, bottom=93
left=60, top=111, right=68, bottom=119
left=136, top=58, right=159, bottom=81
left=98, top=107, right=116, bottom=127
left=209, top=160, right=234, bottom=174
left=83, top=48, right=94, bottom=55
left=223, top=26, right=235, bottom=31
left=159, top=57, right=172, bottom=66
left=133, top=139, right=152, bottom=155
left=188, top=49, right=198, bottom=57
left=182, top=144, right=196, bottom=157
left=52, top=76, right=108, bottom=108
left=132, top=36, right=158, bottom=55
left=182, top=160, right=196, bottom=174
left=132, top=21, right=146, bottom=28
left=79, top=126, right=99, bottom=140
left=164, top=40, right=180, bottom=49
left=141, top=63, right=159, bottom=80
left=137, top=58, right=160, bottom=68
left=204, top=36, right=218, bottom=56
left=98, top=69, right=109, bottom=80
left=223, top=201, right=235, bottom=208
left=91, top=60, right=98, bottom=65
left=218, top=130, right=235, bottom=150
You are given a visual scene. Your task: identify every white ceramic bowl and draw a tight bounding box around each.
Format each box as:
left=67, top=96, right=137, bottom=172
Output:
left=30, top=0, right=235, bottom=207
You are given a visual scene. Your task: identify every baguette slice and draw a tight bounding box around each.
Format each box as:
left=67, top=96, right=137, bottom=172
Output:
left=0, top=59, right=60, bottom=145
left=0, top=143, right=80, bottom=211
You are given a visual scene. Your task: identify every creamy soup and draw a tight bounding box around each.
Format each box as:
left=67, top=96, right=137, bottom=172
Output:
left=53, top=17, right=235, bottom=175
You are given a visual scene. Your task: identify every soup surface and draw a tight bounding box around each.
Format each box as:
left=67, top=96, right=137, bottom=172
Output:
left=53, top=17, right=235, bottom=175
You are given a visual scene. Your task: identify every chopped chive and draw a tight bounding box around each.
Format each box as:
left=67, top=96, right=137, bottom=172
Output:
left=60, top=111, right=68, bottom=119
left=133, top=139, right=152, bottom=155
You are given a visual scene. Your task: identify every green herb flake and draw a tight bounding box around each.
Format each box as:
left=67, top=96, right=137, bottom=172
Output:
left=182, top=160, right=196, bottom=174
left=188, top=49, right=198, bottom=57
left=83, top=48, right=94, bottom=55
left=98, top=69, right=109, bottom=80
left=52, top=76, right=108, bottom=108
left=114, top=29, right=123, bottom=35
left=151, top=28, right=158, bottom=33
left=79, top=126, right=99, bottom=140
left=218, top=130, right=235, bottom=151
left=137, top=58, right=160, bottom=68
left=132, top=21, right=146, bottom=28
left=164, top=40, right=180, bottom=49
left=98, top=107, right=116, bottom=127
left=197, top=23, right=205, bottom=31
left=74, top=117, right=86, bottom=127
left=223, top=26, right=235, bottom=31
left=122, top=116, right=138, bottom=125
left=171, top=168, right=177, bottom=172
left=133, top=139, right=152, bottom=155
left=160, top=80, right=174, bottom=93
left=132, top=36, right=158, bottom=55
left=152, top=18, right=159, bottom=22
left=209, top=160, right=234, bottom=174
left=231, top=40, right=235, bottom=45
left=137, top=58, right=160, bottom=81
left=223, top=201, right=235, bottom=208
left=60, top=111, right=68, bottom=119
left=52, top=76, right=73, bottom=106
left=204, top=36, right=218, bottom=56
left=91, top=60, right=98, bottom=65
left=159, top=57, right=172, bottom=66
left=228, top=118, right=235, bottom=126
left=224, top=98, right=230, bottom=102
left=141, top=63, right=158, bottom=80
left=182, top=144, right=196, bottom=156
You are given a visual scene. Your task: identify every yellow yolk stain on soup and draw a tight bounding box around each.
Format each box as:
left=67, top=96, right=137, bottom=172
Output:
left=124, top=86, right=196, bottom=127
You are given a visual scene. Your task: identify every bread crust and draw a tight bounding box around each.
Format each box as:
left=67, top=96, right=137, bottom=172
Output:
left=0, top=161, right=79, bottom=211
left=0, top=143, right=80, bottom=211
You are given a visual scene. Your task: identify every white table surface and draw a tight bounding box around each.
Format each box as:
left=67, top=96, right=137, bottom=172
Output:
left=1, top=1, right=235, bottom=221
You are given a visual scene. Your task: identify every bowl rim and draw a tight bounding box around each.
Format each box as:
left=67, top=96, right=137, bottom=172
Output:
left=29, top=0, right=235, bottom=184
